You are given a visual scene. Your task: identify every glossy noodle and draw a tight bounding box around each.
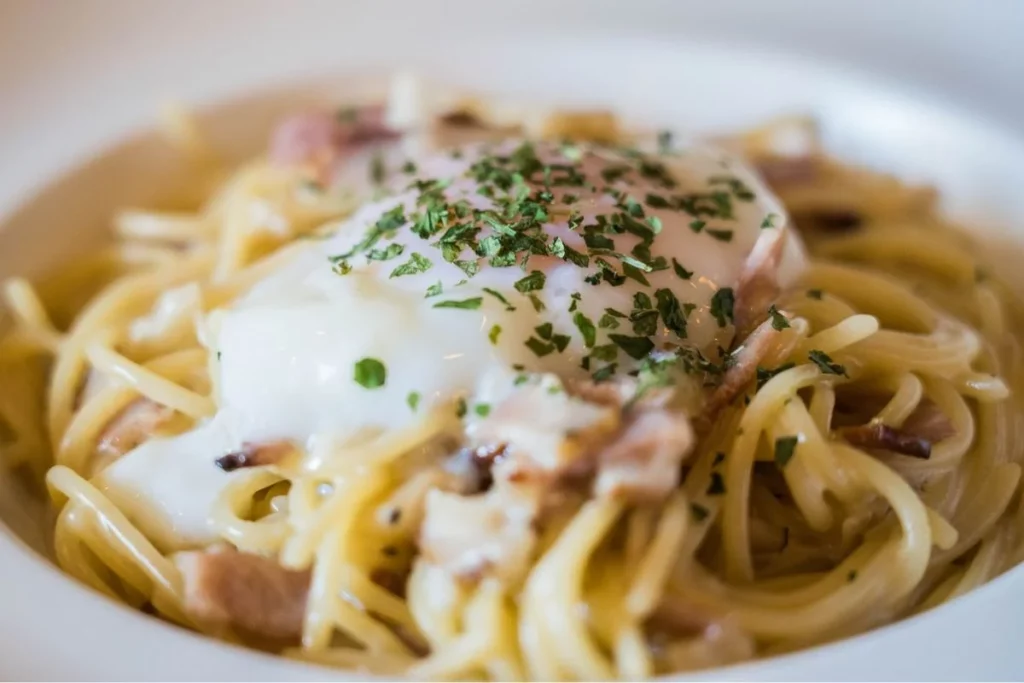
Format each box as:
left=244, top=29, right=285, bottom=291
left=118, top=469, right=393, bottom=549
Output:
left=1, top=84, right=1023, bottom=680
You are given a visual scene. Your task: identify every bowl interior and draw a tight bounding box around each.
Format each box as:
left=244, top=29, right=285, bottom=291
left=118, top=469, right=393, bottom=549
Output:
left=3, top=41, right=1024, bottom=679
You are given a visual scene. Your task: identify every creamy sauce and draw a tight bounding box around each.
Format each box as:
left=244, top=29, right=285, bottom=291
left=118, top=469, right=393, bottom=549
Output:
left=100, top=136, right=807, bottom=549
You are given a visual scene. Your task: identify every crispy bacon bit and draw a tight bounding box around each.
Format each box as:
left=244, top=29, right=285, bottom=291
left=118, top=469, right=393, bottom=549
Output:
left=97, top=398, right=174, bottom=461
left=269, top=106, right=397, bottom=183
left=901, top=401, right=956, bottom=443
left=215, top=441, right=294, bottom=472
left=176, top=548, right=310, bottom=641
left=733, top=225, right=787, bottom=340
left=595, top=410, right=694, bottom=500
left=699, top=316, right=796, bottom=428
left=837, top=423, right=933, bottom=459
left=794, top=209, right=863, bottom=233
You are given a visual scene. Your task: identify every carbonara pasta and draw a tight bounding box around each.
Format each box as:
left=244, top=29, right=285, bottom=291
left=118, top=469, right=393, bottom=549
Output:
left=1, top=79, right=1022, bottom=680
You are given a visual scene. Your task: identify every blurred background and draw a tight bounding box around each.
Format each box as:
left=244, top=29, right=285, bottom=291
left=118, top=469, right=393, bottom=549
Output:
left=0, top=0, right=1020, bottom=222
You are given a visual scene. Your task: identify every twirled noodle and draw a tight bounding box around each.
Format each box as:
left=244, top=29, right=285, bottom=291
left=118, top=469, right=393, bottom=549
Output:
left=0, top=105, right=1022, bottom=682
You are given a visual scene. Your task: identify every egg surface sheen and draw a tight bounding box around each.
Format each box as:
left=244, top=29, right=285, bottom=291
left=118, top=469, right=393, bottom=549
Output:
left=100, top=136, right=806, bottom=549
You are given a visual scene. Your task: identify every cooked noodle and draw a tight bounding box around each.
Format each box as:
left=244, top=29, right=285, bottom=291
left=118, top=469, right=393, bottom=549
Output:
left=1, top=94, right=1022, bottom=680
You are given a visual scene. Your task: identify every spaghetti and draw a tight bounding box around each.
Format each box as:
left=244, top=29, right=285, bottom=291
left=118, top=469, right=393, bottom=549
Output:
left=1, top=85, right=1022, bottom=680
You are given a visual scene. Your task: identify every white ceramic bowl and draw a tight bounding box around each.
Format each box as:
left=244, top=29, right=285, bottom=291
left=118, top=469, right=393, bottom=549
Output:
left=2, top=1, right=1023, bottom=679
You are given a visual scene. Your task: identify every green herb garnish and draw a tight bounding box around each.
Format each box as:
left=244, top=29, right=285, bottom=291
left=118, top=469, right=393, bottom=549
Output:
left=709, top=287, right=735, bottom=327
left=672, top=258, right=693, bottom=280
left=366, top=243, right=405, bottom=261
left=608, top=334, right=654, bottom=360
left=433, top=297, right=483, bottom=310
left=353, top=358, right=387, bottom=389
left=768, top=304, right=790, bottom=331
left=808, top=349, right=848, bottom=377
left=514, top=270, right=546, bottom=293
left=774, top=436, right=799, bottom=468
left=390, top=252, right=432, bottom=278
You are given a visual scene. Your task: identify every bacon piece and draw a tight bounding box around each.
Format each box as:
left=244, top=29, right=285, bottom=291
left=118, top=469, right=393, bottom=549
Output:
left=97, top=398, right=174, bottom=461
left=733, top=225, right=788, bottom=341
left=474, top=381, right=620, bottom=478
left=699, top=317, right=796, bottom=428
left=594, top=409, right=694, bottom=501
left=901, top=401, right=956, bottom=443
left=418, top=486, right=538, bottom=583
left=176, top=548, right=310, bottom=641
left=268, top=106, right=397, bottom=183
left=214, top=440, right=294, bottom=472
left=837, top=423, right=933, bottom=459
left=564, top=376, right=637, bottom=408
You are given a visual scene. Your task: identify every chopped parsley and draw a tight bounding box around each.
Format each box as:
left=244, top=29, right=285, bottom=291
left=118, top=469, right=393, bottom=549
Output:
left=455, top=259, right=480, bottom=277
left=774, top=436, right=799, bottom=468
left=608, top=333, right=654, bottom=360
left=807, top=289, right=824, bottom=300
left=761, top=213, right=780, bottom=229
left=425, top=281, right=443, bottom=298
left=808, top=349, right=848, bottom=377
left=768, top=304, right=790, bottom=330
left=353, top=358, right=387, bottom=389
left=366, top=243, right=404, bottom=261
left=709, top=288, right=735, bottom=327
left=514, top=270, right=546, bottom=293
left=489, top=324, right=502, bottom=345
left=474, top=403, right=491, bottom=417
left=390, top=252, right=432, bottom=278
left=433, top=297, right=483, bottom=310
left=706, top=228, right=734, bottom=242
left=573, top=312, right=597, bottom=348
left=407, top=391, right=420, bottom=411
left=672, top=258, right=693, bottom=280
left=455, top=398, right=468, bottom=418
left=847, top=570, right=858, bottom=583
left=482, top=287, right=515, bottom=311
left=756, top=362, right=795, bottom=391
left=655, top=289, right=688, bottom=338
left=525, top=336, right=556, bottom=357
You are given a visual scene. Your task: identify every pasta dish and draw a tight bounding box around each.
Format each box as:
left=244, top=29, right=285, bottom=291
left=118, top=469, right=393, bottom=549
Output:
left=1, top=76, right=1022, bottom=679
